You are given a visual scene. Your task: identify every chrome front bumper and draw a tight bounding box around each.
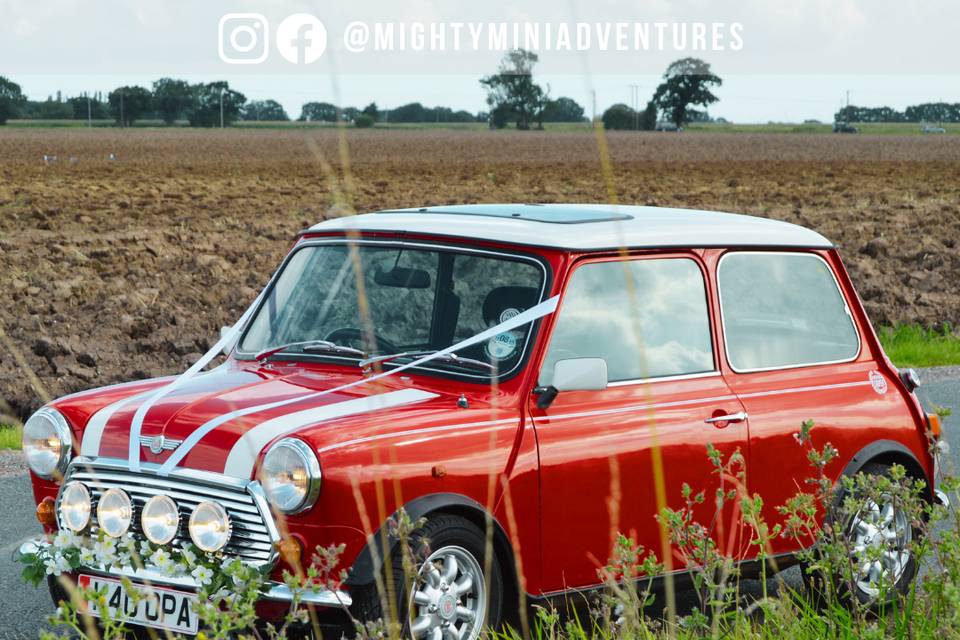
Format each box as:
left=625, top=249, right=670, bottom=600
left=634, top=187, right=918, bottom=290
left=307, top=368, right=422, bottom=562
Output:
left=19, top=539, right=352, bottom=608
left=936, top=489, right=951, bottom=509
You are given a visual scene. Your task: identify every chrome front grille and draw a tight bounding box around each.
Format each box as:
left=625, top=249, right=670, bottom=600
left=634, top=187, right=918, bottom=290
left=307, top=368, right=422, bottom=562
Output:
left=60, top=458, right=278, bottom=566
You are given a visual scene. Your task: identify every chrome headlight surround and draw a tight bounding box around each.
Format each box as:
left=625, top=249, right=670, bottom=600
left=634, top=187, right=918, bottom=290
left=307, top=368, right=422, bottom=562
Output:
left=260, top=438, right=321, bottom=515
left=59, top=482, right=92, bottom=532
left=97, top=488, right=133, bottom=537
left=141, top=495, right=180, bottom=545
left=189, top=501, right=232, bottom=552
left=22, top=407, right=73, bottom=480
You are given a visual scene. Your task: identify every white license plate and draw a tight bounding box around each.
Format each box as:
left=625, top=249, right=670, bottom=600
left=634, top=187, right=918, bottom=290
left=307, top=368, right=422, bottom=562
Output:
left=78, top=574, right=199, bottom=635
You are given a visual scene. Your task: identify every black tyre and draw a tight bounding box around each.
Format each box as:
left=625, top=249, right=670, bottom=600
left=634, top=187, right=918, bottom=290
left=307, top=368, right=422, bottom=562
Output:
left=801, top=462, right=920, bottom=606
left=350, top=514, right=504, bottom=640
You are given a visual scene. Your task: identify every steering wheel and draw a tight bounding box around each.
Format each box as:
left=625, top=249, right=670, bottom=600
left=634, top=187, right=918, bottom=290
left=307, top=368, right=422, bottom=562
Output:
left=323, top=327, right=400, bottom=355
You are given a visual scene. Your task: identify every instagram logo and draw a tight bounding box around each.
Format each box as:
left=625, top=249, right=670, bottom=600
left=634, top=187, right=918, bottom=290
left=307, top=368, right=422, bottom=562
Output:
left=276, top=14, right=327, bottom=64
left=218, top=13, right=270, bottom=64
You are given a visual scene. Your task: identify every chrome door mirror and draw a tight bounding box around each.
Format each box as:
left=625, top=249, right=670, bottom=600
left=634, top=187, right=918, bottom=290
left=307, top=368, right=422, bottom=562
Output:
left=551, top=358, right=608, bottom=392
left=535, top=358, right=608, bottom=409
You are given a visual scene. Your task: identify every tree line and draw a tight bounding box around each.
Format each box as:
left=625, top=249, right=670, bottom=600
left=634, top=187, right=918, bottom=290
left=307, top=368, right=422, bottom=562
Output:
left=0, top=76, right=252, bottom=126
left=480, top=52, right=722, bottom=131
left=2, top=54, right=720, bottom=130
left=836, top=103, right=960, bottom=124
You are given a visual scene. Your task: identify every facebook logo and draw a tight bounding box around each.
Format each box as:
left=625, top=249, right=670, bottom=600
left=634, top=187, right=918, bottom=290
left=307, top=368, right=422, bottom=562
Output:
left=276, top=14, right=327, bottom=64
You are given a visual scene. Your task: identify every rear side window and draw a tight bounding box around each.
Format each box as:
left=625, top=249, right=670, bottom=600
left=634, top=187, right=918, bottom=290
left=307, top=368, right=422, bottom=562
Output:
left=718, top=252, right=859, bottom=372
left=541, top=258, right=714, bottom=384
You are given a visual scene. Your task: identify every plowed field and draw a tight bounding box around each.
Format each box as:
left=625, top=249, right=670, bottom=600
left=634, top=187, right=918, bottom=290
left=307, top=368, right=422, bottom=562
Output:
left=1, top=128, right=958, bottom=420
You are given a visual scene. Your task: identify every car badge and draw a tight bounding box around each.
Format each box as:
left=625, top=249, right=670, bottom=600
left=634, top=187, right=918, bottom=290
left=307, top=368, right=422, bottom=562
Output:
left=139, top=435, right=182, bottom=455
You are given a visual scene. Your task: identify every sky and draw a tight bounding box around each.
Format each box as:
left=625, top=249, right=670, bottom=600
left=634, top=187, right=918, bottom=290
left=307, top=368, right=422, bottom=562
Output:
left=3, top=0, right=958, bottom=123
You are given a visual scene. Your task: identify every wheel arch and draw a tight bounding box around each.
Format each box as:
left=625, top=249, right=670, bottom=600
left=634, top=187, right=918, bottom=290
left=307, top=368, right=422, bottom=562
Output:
left=345, top=492, right=519, bottom=601
left=841, top=439, right=932, bottom=501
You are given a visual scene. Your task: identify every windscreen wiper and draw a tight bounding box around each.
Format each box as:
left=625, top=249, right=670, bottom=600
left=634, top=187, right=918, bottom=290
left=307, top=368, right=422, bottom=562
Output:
left=359, top=350, right=496, bottom=372
left=254, top=340, right=366, bottom=362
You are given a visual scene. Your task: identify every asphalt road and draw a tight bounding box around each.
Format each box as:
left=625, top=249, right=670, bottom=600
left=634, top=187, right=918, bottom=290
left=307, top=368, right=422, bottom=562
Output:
left=2, top=368, right=957, bottom=638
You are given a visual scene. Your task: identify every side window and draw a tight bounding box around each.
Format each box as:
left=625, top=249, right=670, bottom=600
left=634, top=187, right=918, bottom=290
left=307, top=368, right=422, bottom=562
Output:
left=718, top=252, right=859, bottom=372
left=541, top=258, right=714, bottom=385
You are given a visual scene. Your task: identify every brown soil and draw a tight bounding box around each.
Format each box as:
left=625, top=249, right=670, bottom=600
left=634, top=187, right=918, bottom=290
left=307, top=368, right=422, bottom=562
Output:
left=1, top=128, right=959, bottom=420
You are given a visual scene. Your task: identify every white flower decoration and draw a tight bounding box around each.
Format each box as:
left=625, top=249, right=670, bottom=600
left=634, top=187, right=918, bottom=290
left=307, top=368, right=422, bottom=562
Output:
left=79, top=548, right=96, bottom=566
left=180, top=547, right=197, bottom=567
left=149, top=548, right=172, bottom=569
left=56, top=555, right=72, bottom=573
left=44, top=558, right=62, bottom=577
left=94, top=538, right=118, bottom=565
left=191, top=565, right=214, bottom=586
left=53, top=530, right=80, bottom=549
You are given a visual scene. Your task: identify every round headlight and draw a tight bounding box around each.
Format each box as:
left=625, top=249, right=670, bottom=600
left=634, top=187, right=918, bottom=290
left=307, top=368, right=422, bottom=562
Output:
left=260, top=438, right=321, bottom=514
left=189, top=501, right=231, bottom=552
left=141, top=495, right=179, bottom=545
left=22, top=408, right=72, bottom=480
left=59, top=482, right=91, bottom=532
left=97, top=488, right=133, bottom=537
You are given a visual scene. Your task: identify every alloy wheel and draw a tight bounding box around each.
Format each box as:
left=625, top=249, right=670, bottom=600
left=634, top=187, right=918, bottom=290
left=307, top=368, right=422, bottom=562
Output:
left=408, top=545, right=486, bottom=640
left=848, top=496, right=912, bottom=597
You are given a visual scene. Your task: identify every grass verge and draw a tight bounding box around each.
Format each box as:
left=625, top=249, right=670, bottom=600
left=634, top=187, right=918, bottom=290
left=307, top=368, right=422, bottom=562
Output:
left=879, top=324, right=960, bottom=368
left=0, top=424, right=21, bottom=450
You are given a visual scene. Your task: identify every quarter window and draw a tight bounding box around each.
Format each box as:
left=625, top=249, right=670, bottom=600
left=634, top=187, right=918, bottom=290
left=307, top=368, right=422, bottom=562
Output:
left=541, top=258, right=714, bottom=385
left=718, top=252, right=859, bottom=371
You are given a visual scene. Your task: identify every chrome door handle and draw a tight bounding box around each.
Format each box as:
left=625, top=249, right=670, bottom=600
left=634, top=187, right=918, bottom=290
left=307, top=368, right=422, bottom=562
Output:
left=704, top=411, right=748, bottom=424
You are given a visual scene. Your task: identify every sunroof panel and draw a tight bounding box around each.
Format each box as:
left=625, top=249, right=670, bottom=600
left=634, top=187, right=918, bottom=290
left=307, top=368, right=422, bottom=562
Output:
left=381, top=204, right=633, bottom=224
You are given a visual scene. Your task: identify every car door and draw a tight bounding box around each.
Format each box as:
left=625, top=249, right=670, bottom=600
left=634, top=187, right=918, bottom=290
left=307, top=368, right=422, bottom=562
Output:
left=529, top=253, right=750, bottom=593
left=715, top=250, right=877, bottom=556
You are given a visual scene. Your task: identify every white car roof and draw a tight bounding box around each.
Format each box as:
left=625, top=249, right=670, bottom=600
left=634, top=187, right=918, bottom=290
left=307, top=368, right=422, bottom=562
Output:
left=306, top=204, right=834, bottom=251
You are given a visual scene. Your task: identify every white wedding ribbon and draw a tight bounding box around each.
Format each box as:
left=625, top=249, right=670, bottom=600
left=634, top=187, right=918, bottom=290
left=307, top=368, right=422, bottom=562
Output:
left=154, top=294, right=559, bottom=477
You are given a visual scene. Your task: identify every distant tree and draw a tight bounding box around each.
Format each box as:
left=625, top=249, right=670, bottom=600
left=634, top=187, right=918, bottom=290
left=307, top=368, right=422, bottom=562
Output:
left=242, top=99, right=289, bottom=121
left=299, top=102, right=338, bottom=122
left=640, top=100, right=658, bottom=130
left=450, top=110, right=476, bottom=123
left=541, top=96, right=586, bottom=123
left=389, top=102, right=426, bottom=123
left=652, top=58, right=722, bottom=127
left=152, top=78, right=194, bottom=125
left=35, top=97, right=72, bottom=119
left=354, top=113, right=375, bottom=128
left=489, top=104, right=509, bottom=129
left=601, top=103, right=636, bottom=130
left=67, top=94, right=109, bottom=120
left=186, top=82, right=245, bottom=127
left=480, top=49, right=547, bottom=130
left=341, top=106, right=360, bottom=122
left=108, top=86, right=153, bottom=126
left=905, top=102, right=960, bottom=123
left=0, top=76, right=26, bottom=124
left=361, top=102, right=379, bottom=121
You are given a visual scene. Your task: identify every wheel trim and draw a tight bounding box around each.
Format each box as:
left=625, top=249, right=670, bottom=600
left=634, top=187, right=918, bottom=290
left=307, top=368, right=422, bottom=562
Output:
left=848, top=497, right=911, bottom=597
left=409, top=545, right=486, bottom=640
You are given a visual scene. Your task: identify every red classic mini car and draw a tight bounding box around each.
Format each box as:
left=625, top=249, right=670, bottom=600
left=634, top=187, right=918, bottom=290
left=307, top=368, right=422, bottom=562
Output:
left=21, top=204, right=943, bottom=637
